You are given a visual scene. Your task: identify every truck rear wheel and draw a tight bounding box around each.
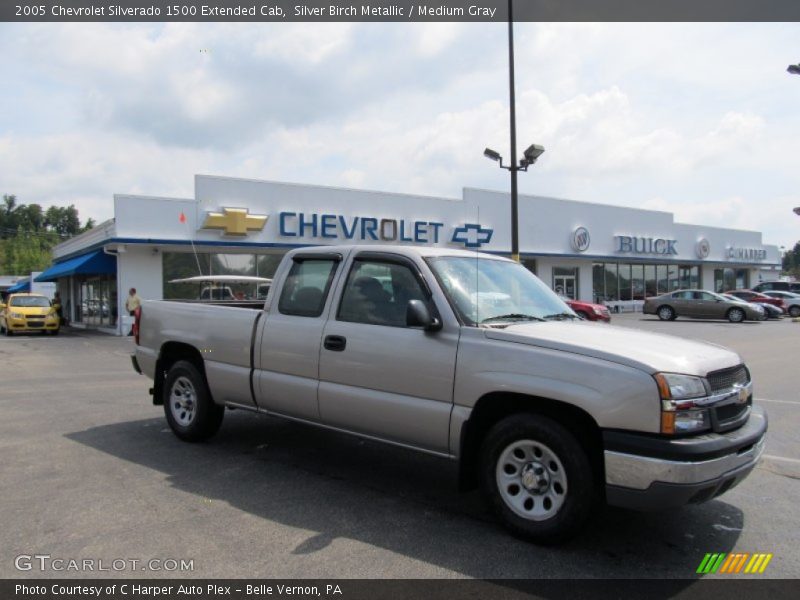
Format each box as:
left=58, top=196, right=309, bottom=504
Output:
left=480, top=414, right=597, bottom=544
left=163, top=360, right=224, bottom=442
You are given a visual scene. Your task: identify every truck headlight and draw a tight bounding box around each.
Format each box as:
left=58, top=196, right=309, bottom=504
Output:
left=654, top=373, right=711, bottom=435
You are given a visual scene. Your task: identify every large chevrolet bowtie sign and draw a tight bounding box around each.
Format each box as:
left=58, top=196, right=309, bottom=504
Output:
left=201, top=208, right=268, bottom=236
left=201, top=207, right=495, bottom=248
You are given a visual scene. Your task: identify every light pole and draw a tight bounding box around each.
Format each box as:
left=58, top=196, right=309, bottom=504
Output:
left=483, top=0, right=544, bottom=263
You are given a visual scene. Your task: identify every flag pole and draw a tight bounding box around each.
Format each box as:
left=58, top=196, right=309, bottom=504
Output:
left=180, top=211, right=204, bottom=276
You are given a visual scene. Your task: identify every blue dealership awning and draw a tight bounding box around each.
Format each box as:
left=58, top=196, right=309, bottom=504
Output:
left=35, top=250, right=117, bottom=282
left=6, top=279, right=31, bottom=293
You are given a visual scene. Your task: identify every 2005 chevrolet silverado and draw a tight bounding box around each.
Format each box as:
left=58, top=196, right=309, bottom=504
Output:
left=132, top=245, right=767, bottom=543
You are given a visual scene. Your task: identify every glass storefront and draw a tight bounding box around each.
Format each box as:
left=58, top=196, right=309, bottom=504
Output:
left=162, top=251, right=285, bottom=300
left=552, top=267, right=578, bottom=299
left=75, top=274, right=118, bottom=327
left=592, top=262, right=700, bottom=303
left=713, top=268, right=749, bottom=293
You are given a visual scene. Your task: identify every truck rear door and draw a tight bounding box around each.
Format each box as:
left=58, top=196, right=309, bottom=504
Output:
left=254, top=252, right=343, bottom=420
left=317, top=252, right=459, bottom=454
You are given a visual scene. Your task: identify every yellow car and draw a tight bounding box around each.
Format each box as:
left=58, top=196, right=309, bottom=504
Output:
left=0, top=293, right=60, bottom=336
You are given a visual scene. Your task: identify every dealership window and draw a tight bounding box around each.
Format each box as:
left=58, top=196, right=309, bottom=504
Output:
left=521, top=258, right=537, bottom=275
left=592, top=262, right=702, bottom=302
left=76, top=275, right=117, bottom=327
left=645, top=265, right=657, bottom=297
left=714, top=268, right=749, bottom=293
left=618, top=264, right=632, bottom=300
left=162, top=251, right=286, bottom=300
left=552, top=267, right=578, bottom=299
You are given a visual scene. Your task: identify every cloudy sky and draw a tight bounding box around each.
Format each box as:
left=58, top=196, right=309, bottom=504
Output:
left=1, top=21, right=799, bottom=248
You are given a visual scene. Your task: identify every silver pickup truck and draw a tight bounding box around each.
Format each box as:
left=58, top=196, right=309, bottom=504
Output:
left=132, top=245, right=767, bottom=543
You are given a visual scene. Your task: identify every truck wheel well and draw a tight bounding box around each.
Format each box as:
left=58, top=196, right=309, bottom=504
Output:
left=152, top=342, right=207, bottom=406
left=458, top=392, right=604, bottom=493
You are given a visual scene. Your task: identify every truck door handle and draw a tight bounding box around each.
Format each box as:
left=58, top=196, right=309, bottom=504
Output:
left=324, top=335, right=347, bottom=352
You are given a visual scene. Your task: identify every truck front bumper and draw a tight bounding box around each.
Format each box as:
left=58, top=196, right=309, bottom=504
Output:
left=603, top=404, right=767, bottom=510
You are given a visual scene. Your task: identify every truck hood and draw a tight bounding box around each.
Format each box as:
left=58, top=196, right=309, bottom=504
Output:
left=484, top=321, right=741, bottom=376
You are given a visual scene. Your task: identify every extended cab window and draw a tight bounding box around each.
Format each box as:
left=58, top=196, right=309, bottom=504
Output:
left=338, top=260, right=427, bottom=327
left=278, top=259, right=338, bottom=317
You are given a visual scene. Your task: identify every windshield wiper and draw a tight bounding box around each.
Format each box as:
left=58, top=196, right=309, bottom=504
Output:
left=542, top=312, right=580, bottom=320
left=480, top=313, right=546, bottom=324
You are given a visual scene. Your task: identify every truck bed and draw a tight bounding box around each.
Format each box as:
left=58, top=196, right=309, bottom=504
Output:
left=137, top=300, right=262, bottom=407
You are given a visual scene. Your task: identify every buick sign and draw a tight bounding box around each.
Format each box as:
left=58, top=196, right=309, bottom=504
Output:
left=571, top=227, right=591, bottom=252
left=615, top=235, right=678, bottom=255
left=696, top=238, right=711, bottom=259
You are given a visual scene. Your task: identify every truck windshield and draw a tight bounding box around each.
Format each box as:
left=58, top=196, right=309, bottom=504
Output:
left=426, top=256, right=574, bottom=326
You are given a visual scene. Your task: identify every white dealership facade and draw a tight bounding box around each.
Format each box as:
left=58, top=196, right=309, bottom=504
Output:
left=39, top=175, right=781, bottom=334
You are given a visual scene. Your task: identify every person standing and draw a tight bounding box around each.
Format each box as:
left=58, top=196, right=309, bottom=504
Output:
left=53, top=291, right=66, bottom=326
left=125, top=287, right=141, bottom=335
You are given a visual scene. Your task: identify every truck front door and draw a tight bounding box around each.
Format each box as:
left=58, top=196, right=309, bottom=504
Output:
left=318, top=253, right=458, bottom=454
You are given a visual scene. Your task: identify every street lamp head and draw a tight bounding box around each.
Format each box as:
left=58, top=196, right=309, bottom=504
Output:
left=483, top=148, right=502, bottom=162
left=793, top=206, right=800, bottom=216
left=523, top=143, right=545, bottom=164
left=788, top=64, right=800, bottom=75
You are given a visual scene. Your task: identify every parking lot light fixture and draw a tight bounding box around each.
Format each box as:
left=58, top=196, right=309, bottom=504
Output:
left=484, top=148, right=503, bottom=162
left=788, top=64, right=800, bottom=75
left=794, top=207, right=800, bottom=216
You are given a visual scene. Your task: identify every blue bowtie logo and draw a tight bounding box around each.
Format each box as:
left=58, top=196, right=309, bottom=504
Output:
left=451, top=224, right=493, bottom=248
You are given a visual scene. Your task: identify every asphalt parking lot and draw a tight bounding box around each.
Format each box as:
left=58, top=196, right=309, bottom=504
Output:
left=1, top=314, right=798, bottom=580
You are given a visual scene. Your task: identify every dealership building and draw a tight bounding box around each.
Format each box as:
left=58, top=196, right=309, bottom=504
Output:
left=37, top=174, right=782, bottom=335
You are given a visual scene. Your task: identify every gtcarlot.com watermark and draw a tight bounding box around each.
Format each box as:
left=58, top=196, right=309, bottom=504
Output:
left=15, top=554, right=194, bottom=572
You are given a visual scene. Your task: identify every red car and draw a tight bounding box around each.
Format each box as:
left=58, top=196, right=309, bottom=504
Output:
left=562, top=297, right=611, bottom=322
left=728, top=289, right=786, bottom=311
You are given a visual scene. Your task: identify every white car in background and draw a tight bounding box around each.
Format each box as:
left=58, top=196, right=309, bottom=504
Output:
left=761, top=291, right=800, bottom=318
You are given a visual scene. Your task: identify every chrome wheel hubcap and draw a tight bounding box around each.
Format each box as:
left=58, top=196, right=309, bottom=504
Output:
left=496, top=439, right=568, bottom=521
left=170, top=376, right=196, bottom=426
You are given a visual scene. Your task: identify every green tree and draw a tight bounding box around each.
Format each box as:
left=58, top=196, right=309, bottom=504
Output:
left=3, top=227, right=57, bottom=274
left=0, top=194, right=96, bottom=275
left=782, top=242, right=800, bottom=279
left=44, top=205, right=83, bottom=236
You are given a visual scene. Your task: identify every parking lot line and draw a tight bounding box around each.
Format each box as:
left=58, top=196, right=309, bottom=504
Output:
left=763, top=454, right=800, bottom=464
left=758, top=398, right=800, bottom=406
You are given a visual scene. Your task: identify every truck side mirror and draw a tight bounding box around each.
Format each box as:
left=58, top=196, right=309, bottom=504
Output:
left=406, top=299, right=441, bottom=331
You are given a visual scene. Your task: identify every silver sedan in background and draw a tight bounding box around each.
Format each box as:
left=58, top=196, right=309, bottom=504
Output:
left=644, top=290, right=765, bottom=323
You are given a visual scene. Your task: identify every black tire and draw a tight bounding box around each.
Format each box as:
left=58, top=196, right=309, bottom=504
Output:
left=163, top=360, right=224, bottom=442
left=727, top=307, right=745, bottom=323
left=657, top=305, right=675, bottom=321
left=479, top=413, right=598, bottom=544
left=789, top=306, right=800, bottom=318
left=5, top=326, right=12, bottom=337
left=50, top=328, right=60, bottom=336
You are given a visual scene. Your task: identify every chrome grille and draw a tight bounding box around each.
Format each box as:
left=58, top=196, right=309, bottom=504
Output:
left=707, top=365, right=749, bottom=393
left=716, top=401, right=749, bottom=423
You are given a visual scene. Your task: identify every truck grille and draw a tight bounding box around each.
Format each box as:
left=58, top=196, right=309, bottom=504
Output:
left=715, top=401, right=750, bottom=423
left=706, top=365, right=751, bottom=433
left=707, top=365, right=749, bottom=393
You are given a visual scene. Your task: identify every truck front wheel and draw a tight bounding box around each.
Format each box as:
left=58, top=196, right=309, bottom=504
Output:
left=480, top=414, right=597, bottom=544
left=163, top=360, right=224, bottom=442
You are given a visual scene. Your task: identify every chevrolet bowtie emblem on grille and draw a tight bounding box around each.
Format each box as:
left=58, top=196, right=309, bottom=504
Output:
left=202, top=208, right=268, bottom=236
left=451, top=223, right=494, bottom=248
